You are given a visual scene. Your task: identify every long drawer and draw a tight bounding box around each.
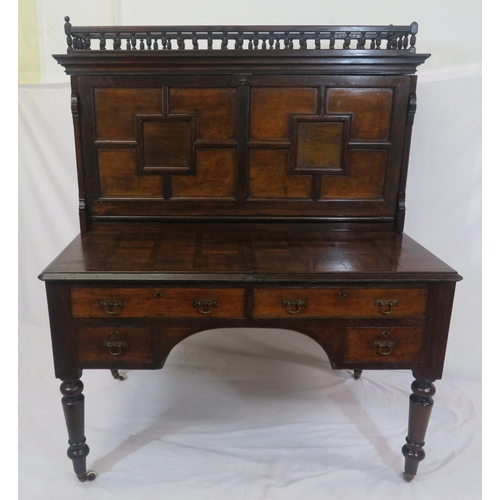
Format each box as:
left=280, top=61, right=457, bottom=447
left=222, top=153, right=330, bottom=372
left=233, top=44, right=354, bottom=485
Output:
left=71, top=287, right=246, bottom=318
left=253, top=287, right=428, bottom=318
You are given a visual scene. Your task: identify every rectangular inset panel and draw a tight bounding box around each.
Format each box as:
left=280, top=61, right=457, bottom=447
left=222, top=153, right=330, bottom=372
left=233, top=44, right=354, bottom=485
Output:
left=320, top=150, right=387, bottom=200
left=343, top=327, right=423, bottom=363
left=98, top=148, right=163, bottom=198
left=326, top=88, right=393, bottom=141
left=249, top=149, right=311, bottom=199
left=94, top=88, right=162, bottom=140
left=143, top=120, right=192, bottom=171
left=296, top=121, right=344, bottom=170
left=250, top=88, right=317, bottom=141
left=170, top=148, right=236, bottom=199
left=170, top=88, right=236, bottom=141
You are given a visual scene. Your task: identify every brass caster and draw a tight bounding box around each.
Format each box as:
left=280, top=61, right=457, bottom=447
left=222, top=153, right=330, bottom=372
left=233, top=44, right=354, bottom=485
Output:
left=402, top=472, right=415, bottom=482
left=110, top=369, right=127, bottom=381
left=353, top=369, right=363, bottom=380
left=79, top=470, right=97, bottom=482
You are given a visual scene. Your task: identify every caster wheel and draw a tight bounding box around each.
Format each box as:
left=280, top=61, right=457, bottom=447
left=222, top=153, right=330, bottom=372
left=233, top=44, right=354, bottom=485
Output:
left=79, top=470, right=98, bottom=482
left=111, top=369, right=128, bottom=381
left=403, top=472, right=415, bottom=482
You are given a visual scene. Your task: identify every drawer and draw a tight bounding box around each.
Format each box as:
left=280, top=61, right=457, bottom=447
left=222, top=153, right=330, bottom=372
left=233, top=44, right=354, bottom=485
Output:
left=75, top=326, right=154, bottom=362
left=71, top=287, right=245, bottom=318
left=253, top=287, right=427, bottom=318
left=343, top=327, right=423, bottom=362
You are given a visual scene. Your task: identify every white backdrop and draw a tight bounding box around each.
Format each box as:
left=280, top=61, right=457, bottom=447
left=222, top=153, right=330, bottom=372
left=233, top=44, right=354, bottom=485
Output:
left=19, top=1, right=481, bottom=499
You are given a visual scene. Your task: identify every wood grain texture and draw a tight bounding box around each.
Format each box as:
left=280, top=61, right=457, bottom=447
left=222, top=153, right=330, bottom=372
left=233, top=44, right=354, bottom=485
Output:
left=94, top=88, right=162, bottom=140
left=326, top=88, right=393, bottom=141
left=343, top=327, right=423, bottom=362
left=253, top=287, right=428, bottom=318
left=72, top=287, right=246, bottom=318
left=76, top=326, right=154, bottom=362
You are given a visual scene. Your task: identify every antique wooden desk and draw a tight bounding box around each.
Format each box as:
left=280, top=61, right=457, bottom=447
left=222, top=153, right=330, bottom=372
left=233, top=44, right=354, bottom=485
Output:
left=40, top=18, right=461, bottom=483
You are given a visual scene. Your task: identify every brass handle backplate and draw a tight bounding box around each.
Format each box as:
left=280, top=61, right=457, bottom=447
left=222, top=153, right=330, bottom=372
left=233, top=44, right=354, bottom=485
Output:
left=99, top=300, right=123, bottom=315
left=282, top=299, right=307, bottom=314
left=374, top=299, right=399, bottom=315
left=103, top=340, right=127, bottom=356
left=193, top=299, right=218, bottom=314
left=373, top=341, right=396, bottom=356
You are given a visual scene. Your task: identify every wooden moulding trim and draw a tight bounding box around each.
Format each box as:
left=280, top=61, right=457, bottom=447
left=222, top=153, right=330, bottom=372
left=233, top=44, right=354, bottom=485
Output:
left=39, top=272, right=463, bottom=282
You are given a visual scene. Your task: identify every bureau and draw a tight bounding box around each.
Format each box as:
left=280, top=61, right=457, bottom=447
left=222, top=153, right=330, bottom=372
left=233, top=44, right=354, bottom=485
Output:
left=40, top=18, right=461, bottom=483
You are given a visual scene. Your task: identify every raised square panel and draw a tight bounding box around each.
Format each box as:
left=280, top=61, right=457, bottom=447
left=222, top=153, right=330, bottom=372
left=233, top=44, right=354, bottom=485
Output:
left=297, top=122, right=343, bottom=169
left=141, top=119, right=193, bottom=172
left=291, top=116, right=350, bottom=174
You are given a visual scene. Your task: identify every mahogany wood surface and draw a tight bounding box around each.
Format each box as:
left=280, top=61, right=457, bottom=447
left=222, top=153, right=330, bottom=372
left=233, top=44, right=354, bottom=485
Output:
left=39, top=19, right=460, bottom=484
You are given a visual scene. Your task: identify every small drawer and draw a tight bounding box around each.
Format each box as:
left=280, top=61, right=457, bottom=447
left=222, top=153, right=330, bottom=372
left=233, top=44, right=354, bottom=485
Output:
left=252, top=287, right=427, bottom=318
left=343, top=327, right=423, bottom=362
left=75, top=326, right=154, bottom=362
left=71, top=287, right=245, bottom=318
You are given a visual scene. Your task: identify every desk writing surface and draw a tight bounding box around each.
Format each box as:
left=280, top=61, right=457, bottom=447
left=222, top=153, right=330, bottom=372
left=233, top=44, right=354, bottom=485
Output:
left=40, top=225, right=459, bottom=282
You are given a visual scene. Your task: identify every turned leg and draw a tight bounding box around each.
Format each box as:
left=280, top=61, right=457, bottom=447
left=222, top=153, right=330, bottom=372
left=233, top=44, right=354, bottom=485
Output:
left=60, top=379, right=97, bottom=482
left=402, top=378, right=436, bottom=482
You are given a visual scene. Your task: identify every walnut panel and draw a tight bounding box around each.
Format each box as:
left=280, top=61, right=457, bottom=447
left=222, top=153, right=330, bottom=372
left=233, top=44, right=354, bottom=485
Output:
left=249, top=149, right=311, bottom=199
left=143, top=120, right=192, bottom=171
left=296, top=121, right=344, bottom=169
left=94, top=88, right=162, bottom=140
left=320, top=150, right=387, bottom=200
left=250, top=88, right=317, bottom=141
left=98, top=148, right=163, bottom=198
left=170, top=148, right=237, bottom=199
left=170, top=88, right=236, bottom=141
left=326, top=88, right=393, bottom=141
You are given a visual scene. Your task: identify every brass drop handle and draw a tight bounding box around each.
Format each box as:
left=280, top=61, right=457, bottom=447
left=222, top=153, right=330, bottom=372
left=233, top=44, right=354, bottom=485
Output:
left=193, top=299, right=218, bottom=314
left=99, top=300, right=124, bottom=315
left=282, top=299, right=307, bottom=314
left=373, top=341, right=396, bottom=356
left=103, top=340, right=127, bottom=356
left=374, top=299, right=399, bottom=315
left=103, top=331, right=126, bottom=356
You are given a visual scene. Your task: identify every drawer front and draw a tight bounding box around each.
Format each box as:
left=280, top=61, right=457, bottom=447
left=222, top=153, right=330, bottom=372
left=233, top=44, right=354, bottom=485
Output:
left=343, top=327, right=424, bottom=362
left=71, top=288, right=245, bottom=318
left=76, top=326, right=153, bottom=362
left=253, top=287, right=427, bottom=318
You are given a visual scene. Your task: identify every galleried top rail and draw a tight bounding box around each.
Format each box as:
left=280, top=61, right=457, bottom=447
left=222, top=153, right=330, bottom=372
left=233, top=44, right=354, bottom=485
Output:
left=63, top=17, right=419, bottom=53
